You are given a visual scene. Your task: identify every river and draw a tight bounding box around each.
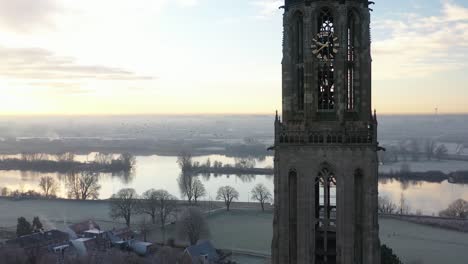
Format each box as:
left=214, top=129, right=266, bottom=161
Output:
left=0, top=154, right=467, bottom=215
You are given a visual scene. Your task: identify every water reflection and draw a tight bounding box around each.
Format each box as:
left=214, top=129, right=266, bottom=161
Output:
left=109, top=170, right=136, bottom=185
left=0, top=154, right=467, bottom=215
left=379, top=178, right=425, bottom=191
left=379, top=179, right=468, bottom=215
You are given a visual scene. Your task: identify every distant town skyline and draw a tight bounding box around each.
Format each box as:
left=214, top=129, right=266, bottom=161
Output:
left=0, top=0, right=467, bottom=115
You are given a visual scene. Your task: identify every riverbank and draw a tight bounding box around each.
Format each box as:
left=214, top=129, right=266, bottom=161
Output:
left=0, top=158, right=133, bottom=174
left=0, top=138, right=271, bottom=158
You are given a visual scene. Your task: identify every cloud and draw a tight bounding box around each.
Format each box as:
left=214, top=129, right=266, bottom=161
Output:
left=0, top=0, right=61, bottom=32
left=251, top=0, right=283, bottom=19
left=26, top=84, right=93, bottom=96
left=0, top=46, right=154, bottom=81
left=373, top=0, right=468, bottom=80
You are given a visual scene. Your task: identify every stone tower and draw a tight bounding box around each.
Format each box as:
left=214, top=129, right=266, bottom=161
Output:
left=271, top=1, right=380, bottom=264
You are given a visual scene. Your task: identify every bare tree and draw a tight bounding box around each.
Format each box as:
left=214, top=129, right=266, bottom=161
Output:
left=439, top=199, right=468, bottom=219
left=21, top=153, right=48, bottom=162
left=205, top=158, right=211, bottom=168
left=109, top=188, right=139, bottom=227
left=216, top=186, right=239, bottom=211
left=54, top=152, right=75, bottom=162
left=192, top=179, right=206, bottom=204
left=434, top=144, right=448, bottom=160
left=66, top=172, right=101, bottom=200
left=251, top=184, right=272, bottom=211
left=425, top=139, right=436, bottom=160
left=234, top=157, right=256, bottom=169
left=158, top=191, right=178, bottom=241
left=38, top=176, right=58, bottom=198
left=139, top=189, right=177, bottom=241
left=1, top=187, right=9, bottom=196
left=398, top=193, right=410, bottom=215
left=176, top=207, right=210, bottom=245
left=117, top=153, right=136, bottom=169
left=177, top=152, right=193, bottom=174
left=378, top=196, right=398, bottom=214
left=138, top=217, right=151, bottom=242
left=178, top=173, right=194, bottom=204
left=94, top=153, right=113, bottom=165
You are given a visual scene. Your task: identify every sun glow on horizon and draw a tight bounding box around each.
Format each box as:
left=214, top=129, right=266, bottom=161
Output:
left=0, top=0, right=467, bottom=115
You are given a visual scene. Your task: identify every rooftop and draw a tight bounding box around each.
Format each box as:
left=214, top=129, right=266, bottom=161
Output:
left=185, top=240, right=219, bottom=263
left=74, top=237, right=93, bottom=242
left=6, top=230, right=69, bottom=248
left=84, top=229, right=105, bottom=234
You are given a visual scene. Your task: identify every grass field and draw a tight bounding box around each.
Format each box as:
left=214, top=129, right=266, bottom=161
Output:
left=1, top=199, right=468, bottom=263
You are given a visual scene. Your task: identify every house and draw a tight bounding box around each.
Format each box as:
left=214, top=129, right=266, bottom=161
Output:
left=70, top=236, right=110, bottom=257
left=5, top=230, right=69, bottom=256
left=71, top=238, right=94, bottom=256
left=83, top=229, right=107, bottom=239
left=111, top=227, right=134, bottom=241
left=181, top=240, right=220, bottom=264
left=129, top=240, right=154, bottom=256
left=67, top=220, right=100, bottom=239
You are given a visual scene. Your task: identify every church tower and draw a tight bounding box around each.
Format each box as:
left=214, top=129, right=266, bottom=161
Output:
left=272, top=1, right=380, bottom=264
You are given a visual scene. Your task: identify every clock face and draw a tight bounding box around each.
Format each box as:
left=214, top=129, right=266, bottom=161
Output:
left=311, top=32, right=339, bottom=61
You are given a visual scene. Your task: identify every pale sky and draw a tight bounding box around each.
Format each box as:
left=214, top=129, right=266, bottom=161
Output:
left=0, top=0, right=467, bottom=115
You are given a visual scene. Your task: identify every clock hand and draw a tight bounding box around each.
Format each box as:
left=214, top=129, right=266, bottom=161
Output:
left=314, top=41, right=329, bottom=53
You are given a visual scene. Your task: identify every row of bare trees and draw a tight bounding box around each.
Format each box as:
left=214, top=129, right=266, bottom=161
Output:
left=108, top=182, right=274, bottom=244
left=109, top=188, right=212, bottom=246
left=109, top=188, right=178, bottom=241
left=378, top=193, right=410, bottom=215
left=176, top=152, right=273, bottom=211
left=177, top=173, right=206, bottom=205
left=15, top=152, right=135, bottom=165
left=0, top=172, right=101, bottom=200
left=379, top=139, right=450, bottom=164
left=379, top=195, right=468, bottom=219
left=177, top=153, right=206, bottom=205
left=18, top=152, right=75, bottom=162
left=216, top=184, right=272, bottom=211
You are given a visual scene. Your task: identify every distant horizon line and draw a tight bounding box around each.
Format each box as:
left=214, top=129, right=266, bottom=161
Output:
left=0, top=112, right=467, bottom=117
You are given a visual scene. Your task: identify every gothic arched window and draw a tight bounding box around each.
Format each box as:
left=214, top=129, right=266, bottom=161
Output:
left=347, top=11, right=359, bottom=111
left=317, top=8, right=335, bottom=111
left=293, top=12, right=305, bottom=111
left=315, top=166, right=337, bottom=263
left=294, top=13, right=304, bottom=63
left=297, top=66, right=304, bottom=110
left=354, top=169, right=364, bottom=263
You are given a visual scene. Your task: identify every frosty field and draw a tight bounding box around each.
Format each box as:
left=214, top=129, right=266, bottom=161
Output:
left=1, top=199, right=468, bottom=263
